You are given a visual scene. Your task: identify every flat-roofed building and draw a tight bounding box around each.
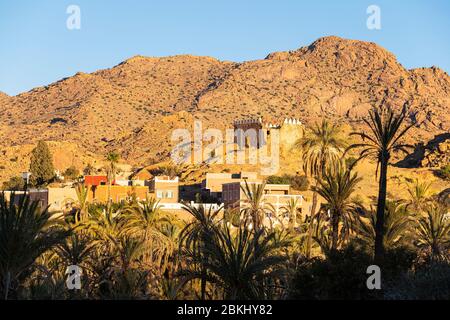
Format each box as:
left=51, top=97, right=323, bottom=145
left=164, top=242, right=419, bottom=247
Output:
left=47, top=187, right=78, bottom=212
left=201, top=171, right=259, bottom=201
left=149, top=176, right=179, bottom=204
left=223, top=182, right=303, bottom=215
left=84, top=175, right=108, bottom=186
left=87, top=185, right=148, bottom=203
left=6, top=189, right=49, bottom=209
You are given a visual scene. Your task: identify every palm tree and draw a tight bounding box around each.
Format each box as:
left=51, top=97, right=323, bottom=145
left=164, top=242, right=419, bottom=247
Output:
left=182, top=220, right=290, bottom=299
left=106, top=151, right=120, bottom=207
left=406, top=178, right=433, bottom=214
left=240, top=181, right=275, bottom=231
left=109, top=236, right=149, bottom=300
left=179, top=204, right=222, bottom=300
left=0, top=193, right=69, bottom=299
left=123, top=197, right=173, bottom=270
left=84, top=203, right=127, bottom=248
left=347, top=103, right=415, bottom=263
left=296, top=120, right=347, bottom=257
left=280, top=197, right=301, bottom=232
left=415, top=203, right=450, bottom=261
left=83, top=163, right=95, bottom=176
left=75, top=183, right=89, bottom=221
left=312, top=161, right=362, bottom=251
left=353, top=200, right=413, bottom=251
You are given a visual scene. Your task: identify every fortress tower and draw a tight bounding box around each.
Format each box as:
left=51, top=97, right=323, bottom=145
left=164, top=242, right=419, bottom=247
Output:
left=233, top=117, right=303, bottom=151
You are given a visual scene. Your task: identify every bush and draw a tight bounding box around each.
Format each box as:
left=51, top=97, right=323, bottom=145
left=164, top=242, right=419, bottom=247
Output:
left=289, top=245, right=379, bottom=300
left=266, top=174, right=309, bottom=191
left=63, top=166, right=80, bottom=181
left=385, top=262, right=450, bottom=300
left=437, top=164, right=450, bottom=180
left=2, top=176, right=24, bottom=191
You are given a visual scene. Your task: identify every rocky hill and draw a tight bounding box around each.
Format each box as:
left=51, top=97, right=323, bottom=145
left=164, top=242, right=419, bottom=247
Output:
left=1, top=36, right=449, bottom=182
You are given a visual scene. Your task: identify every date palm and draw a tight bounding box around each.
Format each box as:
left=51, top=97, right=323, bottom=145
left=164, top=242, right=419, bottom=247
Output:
left=75, top=183, right=89, bottom=221
left=312, top=161, right=362, bottom=251
left=296, top=120, right=347, bottom=257
left=240, top=181, right=275, bottom=231
left=406, top=178, right=433, bottom=214
left=347, top=103, right=415, bottom=263
left=415, top=203, right=450, bottom=261
left=123, top=197, right=173, bottom=270
left=179, top=204, right=222, bottom=300
left=280, top=197, right=302, bottom=232
left=182, top=221, right=289, bottom=299
left=353, top=200, right=413, bottom=251
left=106, top=151, right=120, bottom=207
left=0, top=193, right=69, bottom=299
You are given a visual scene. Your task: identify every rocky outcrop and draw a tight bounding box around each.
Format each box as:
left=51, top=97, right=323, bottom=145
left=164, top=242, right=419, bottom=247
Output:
left=421, top=138, right=450, bottom=168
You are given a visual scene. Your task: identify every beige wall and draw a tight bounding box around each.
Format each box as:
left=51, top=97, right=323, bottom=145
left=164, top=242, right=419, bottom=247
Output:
left=203, top=172, right=259, bottom=193
left=150, top=176, right=179, bottom=203
left=223, top=182, right=302, bottom=214
left=48, top=187, right=77, bottom=212
left=88, top=185, right=149, bottom=203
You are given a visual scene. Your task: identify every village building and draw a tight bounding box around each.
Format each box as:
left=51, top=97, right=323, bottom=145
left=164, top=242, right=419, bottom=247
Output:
left=222, top=181, right=303, bottom=215
left=132, top=168, right=153, bottom=181
left=201, top=171, right=259, bottom=201
left=87, top=185, right=149, bottom=203
left=149, top=176, right=179, bottom=204
left=84, top=175, right=108, bottom=186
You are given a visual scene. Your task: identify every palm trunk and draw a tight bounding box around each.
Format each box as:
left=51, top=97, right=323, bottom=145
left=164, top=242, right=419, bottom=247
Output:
left=200, top=266, right=206, bottom=300
left=3, top=271, right=10, bottom=300
left=306, top=190, right=318, bottom=258
left=331, top=210, right=339, bottom=251
left=375, top=156, right=388, bottom=264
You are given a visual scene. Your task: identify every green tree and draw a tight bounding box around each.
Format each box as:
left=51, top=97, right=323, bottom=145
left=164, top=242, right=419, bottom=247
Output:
left=123, top=197, right=174, bottom=270
left=29, top=141, right=55, bottom=187
left=415, top=203, right=450, bottom=262
left=406, top=178, right=433, bottom=214
left=105, top=151, right=120, bottom=206
left=312, top=162, right=362, bottom=251
left=182, top=220, right=289, bottom=299
left=179, top=204, right=221, bottom=300
left=1, top=176, right=24, bottom=191
left=280, top=197, right=302, bottom=232
left=296, top=120, right=347, bottom=257
left=63, top=166, right=80, bottom=181
left=354, top=200, right=413, bottom=251
left=0, top=193, right=69, bottom=299
left=348, top=104, right=414, bottom=263
left=240, top=181, right=275, bottom=231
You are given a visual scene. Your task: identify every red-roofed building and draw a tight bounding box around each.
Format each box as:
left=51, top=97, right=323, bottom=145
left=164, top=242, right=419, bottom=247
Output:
left=84, top=175, right=108, bottom=186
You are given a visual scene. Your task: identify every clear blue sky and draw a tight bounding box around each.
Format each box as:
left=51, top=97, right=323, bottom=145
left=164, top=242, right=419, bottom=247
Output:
left=0, top=0, right=449, bottom=96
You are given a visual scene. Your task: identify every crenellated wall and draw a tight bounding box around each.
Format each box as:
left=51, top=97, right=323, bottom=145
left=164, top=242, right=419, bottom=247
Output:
left=233, top=117, right=303, bottom=151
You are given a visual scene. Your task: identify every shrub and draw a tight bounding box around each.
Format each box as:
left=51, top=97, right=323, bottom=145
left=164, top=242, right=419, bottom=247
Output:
left=289, top=245, right=379, bottom=300
left=385, top=262, right=450, bottom=300
left=266, top=174, right=309, bottom=191
left=64, top=166, right=80, bottom=181
left=2, top=176, right=24, bottom=191
left=437, top=164, right=450, bottom=180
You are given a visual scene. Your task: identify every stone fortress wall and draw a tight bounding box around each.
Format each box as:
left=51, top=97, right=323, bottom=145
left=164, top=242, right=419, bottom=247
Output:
left=233, top=117, right=303, bottom=152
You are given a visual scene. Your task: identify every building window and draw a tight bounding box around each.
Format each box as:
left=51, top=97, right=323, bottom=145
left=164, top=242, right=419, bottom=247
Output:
left=156, top=191, right=163, bottom=199
left=167, top=191, right=173, bottom=199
